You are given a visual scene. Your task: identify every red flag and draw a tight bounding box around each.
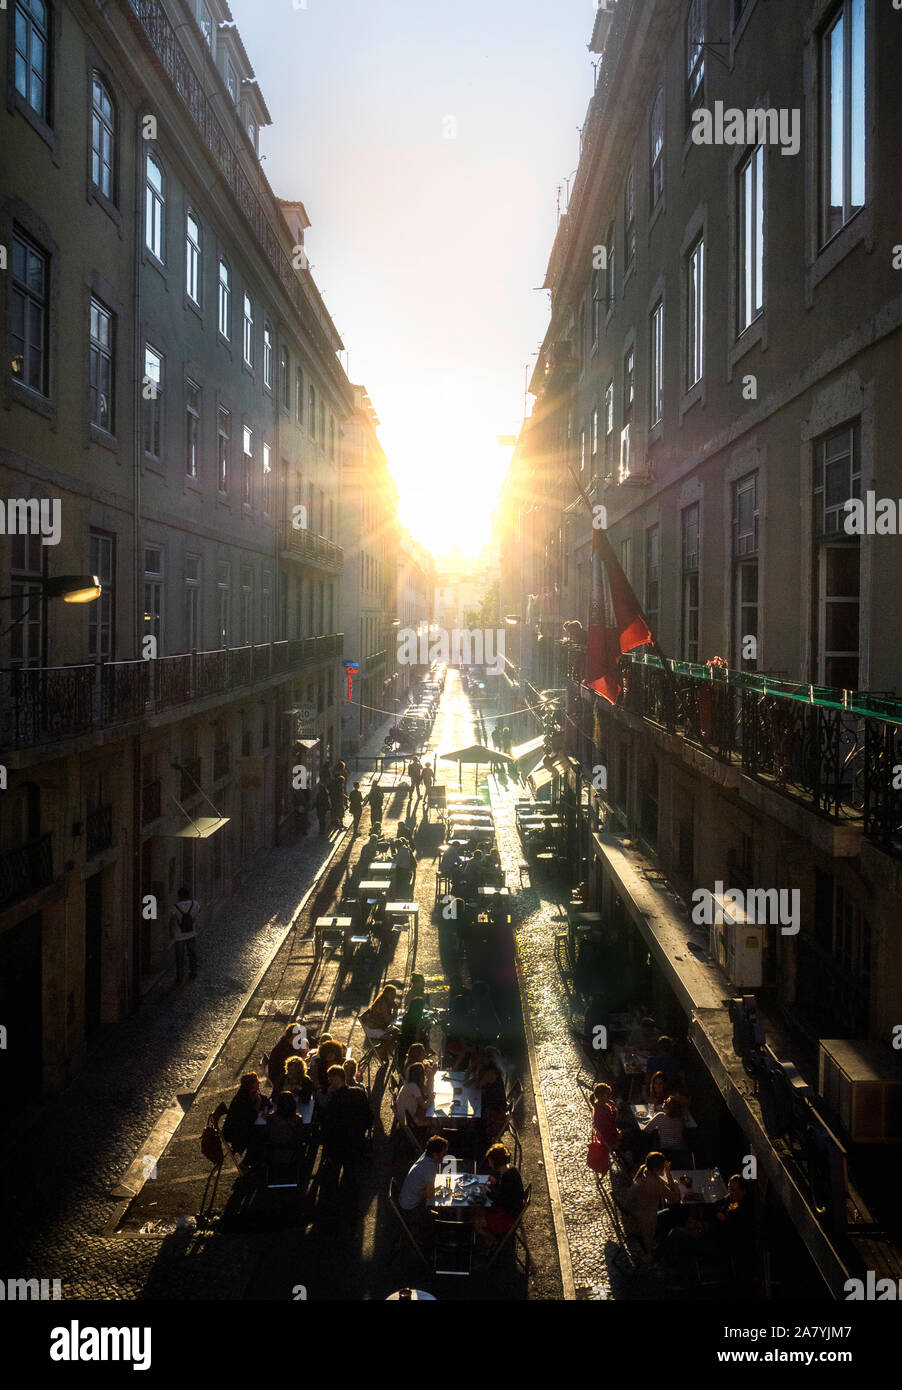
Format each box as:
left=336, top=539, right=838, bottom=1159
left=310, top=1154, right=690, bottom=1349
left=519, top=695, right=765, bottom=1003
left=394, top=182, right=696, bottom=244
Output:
left=571, top=471, right=653, bottom=704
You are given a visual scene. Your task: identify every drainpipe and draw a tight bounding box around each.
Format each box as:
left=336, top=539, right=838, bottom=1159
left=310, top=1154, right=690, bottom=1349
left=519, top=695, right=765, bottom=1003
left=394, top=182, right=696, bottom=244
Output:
left=130, top=106, right=144, bottom=1010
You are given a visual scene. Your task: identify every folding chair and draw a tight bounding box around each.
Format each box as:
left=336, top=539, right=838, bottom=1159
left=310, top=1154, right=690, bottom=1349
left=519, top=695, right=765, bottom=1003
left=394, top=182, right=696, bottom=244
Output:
left=434, top=1219, right=474, bottom=1276
left=388, top=1178, right=431, bottom=1268
left=264, top=1139, right=305, bottom=1191
left=484, top=1182, right=532, bottom=1273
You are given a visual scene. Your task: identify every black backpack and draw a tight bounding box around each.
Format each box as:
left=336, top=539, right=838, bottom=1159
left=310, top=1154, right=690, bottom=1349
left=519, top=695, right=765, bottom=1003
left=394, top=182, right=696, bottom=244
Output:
left=176, top=902, right=195, bottom=934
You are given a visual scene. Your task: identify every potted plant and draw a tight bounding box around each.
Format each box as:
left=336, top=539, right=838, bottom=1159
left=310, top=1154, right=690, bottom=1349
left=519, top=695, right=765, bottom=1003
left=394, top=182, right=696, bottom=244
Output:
left=698, top=656, right=728, bottom=740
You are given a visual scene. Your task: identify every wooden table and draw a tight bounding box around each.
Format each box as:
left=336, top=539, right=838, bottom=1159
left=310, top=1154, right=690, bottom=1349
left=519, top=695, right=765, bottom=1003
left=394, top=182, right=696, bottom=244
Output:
left=358, top=881, right=389, bottom=896
left=426, top=1070, right=482, bottom=1121
left=449, top=824, right=494, bottom=843
left=315, top=915, right=354, bottom=952
left=632, top=1102, right=699, bottom=1131
left=371, top=859, right=396, bottom=873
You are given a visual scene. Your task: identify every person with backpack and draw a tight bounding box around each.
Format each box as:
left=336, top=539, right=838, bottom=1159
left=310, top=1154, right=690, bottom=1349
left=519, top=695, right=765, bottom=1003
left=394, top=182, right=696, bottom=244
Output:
left=169, top=887, right=199, bottom=982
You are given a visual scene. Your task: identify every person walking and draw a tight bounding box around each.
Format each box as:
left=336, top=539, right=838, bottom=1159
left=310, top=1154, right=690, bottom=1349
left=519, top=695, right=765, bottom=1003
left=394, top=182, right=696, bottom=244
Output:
left=330, top=771, right=347, bottom=832
left=366, top=780, right=384, bottom=829
left=169, top=887, right=199, bottom=982
left=407, top=756, right=422, bottom=800
left=348, top=781, right=363, bottom=834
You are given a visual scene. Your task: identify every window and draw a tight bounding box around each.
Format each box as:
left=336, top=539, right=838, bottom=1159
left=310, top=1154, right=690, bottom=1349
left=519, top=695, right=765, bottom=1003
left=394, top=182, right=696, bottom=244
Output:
left=217, top=407, right=230, bottom=492
left=605, top=223, right=615, bottom=313
left=9, top=533, right=43, bottom=668
left=296, top=366, right=304, bottom=422
left=650, top=301, right=664, bottom=426
left=218, top=260, right=231, bottom=338
left=226, top=60, right=238, bottom=104
left=319, top=401, right=326, bottom=447
left=687, top=236, right=705, bottom=388
left=143, top=345, right=163, bottom=457
left=604, top=380, right=614, bottom=471
left=623, top=346, right=634, bottom=421
left=650, top=87, right=665, bottom=207
left=280, top=345, right=289, bottom=409
left=217, top=561, right=230, bottom=647
left=263, top=441, right=271, bottom=514
left=733, top=473, right=759, bottom=670
left=620, top=537, right=632, bottom=582
left=821, top=0, right=865, bottom=243
left=185, top=379, right=200, bottom=478
left=624, top=166, right=636, bottom=270
left=246, top=114, right=258, bottom=150
left=240, top=566, right=253, bottom=645
left=645, top=525, right=660, bottom=636
left=144, top=547, right=163, bottom=652
left=591, top=405, right=599, bottom=459
left=145, top=154, right=164, bottom=261
left=89, top=297, right=114, bottom=431
left=308, top=383, right=316, bottom=434
left=14, top=0, right=50, bottom=122
left=199, top=2, right=213, bottom=46
left=185, top=554, right=201, bottom=650
left=11, top=229, right=49, bottom=395
left=738, top=145, right=765, bottom=332
left=242, top=425, right=253, bottom=506
left=814, top=423, right=860, bottom=689
left=185, top=211, right=200, bottom=304
left=686, top=0, right=706, bottom=125
left=577, top=300, right=586, bottom=372
left=262, top=568, right=272, bottom=644
left=91, top=73, right=115, bottom=200
left=263, top=322, right=273, bottom=389
left=681, top=503, right=700, bottom=662
left=579, top=426, right=586, bottom=475
left=89, top=531, right=115, bottom=661
left=242, top=293, right=253, bottom=366
left=329, top=415, right=336, bottom=460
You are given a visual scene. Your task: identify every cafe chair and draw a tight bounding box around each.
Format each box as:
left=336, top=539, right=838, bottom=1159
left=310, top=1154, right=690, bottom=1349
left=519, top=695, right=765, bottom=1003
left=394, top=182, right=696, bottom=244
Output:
left=388, top=1179, right=430, bottom=1269
left=264, top=1139, right=305, bottom=1191
left=433, top=1219, right=474, bottom=1276
left=484, top=1182, right=532, bottom=1273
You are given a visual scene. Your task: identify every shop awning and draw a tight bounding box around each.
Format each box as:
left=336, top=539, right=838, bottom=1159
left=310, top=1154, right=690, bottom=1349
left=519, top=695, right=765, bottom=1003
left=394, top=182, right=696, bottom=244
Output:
left=152, top=815, right=230, bottom=840
left=527, top=764, right=554, bottom=793
left=511, top=734, right=544, bottom=764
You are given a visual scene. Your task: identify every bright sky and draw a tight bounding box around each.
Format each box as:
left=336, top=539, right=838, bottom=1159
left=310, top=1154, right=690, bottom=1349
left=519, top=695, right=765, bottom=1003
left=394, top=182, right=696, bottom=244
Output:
left=228, top=0, right=597, bottom=558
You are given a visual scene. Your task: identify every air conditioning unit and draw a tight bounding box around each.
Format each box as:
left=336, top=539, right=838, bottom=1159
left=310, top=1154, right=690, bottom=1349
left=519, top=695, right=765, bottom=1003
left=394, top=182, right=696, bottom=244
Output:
left=818, top=1039, right=902, bottom=1144
left=707, top=888, right=762, bottom=988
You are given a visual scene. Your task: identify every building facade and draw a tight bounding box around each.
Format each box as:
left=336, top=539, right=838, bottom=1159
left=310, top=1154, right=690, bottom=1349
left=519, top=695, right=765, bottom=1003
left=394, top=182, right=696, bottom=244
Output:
left=396, top=527, right=437, bottom=707
left=338, top=386, right=399, bottom=751
left=500, top=0, right=902, bottom=1292
left=0, top=0, right=350, bottom=1100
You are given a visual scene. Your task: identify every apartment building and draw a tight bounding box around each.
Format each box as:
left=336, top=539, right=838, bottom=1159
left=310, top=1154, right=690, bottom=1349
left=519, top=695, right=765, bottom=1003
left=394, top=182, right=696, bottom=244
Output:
left=499, top=0, right=902, bottom=1291
left=397, top=528, right=437, bottom=706
left=0, top=0, right=350, bottom=1102
left=339, top=387, right=399, bottom=750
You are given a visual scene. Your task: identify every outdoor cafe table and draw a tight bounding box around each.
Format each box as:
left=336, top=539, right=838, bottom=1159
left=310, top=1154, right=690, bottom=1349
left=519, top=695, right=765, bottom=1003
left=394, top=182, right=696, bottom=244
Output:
left=632, top=1101, right=699, bottom=1131
left=477, top=886, right=512, bottom=899
left=385, top=901, right=420, bottom=931
left=371, top=859, right=396, bottom=873
left=449, top=824, right=494, bottom=843
left=670, top=1168, right=728, bottom=1204
left=613, top=1046, right=652, bottom=1078
left=429, top=1173, right=492, bottom=1211
left=520, top=815, right=561, bottom=829
left=314, top=915, right=354, bottom=952
left=426, top=1070, right=482, bottom=1122
left=567, top=910, right=604, bottom=961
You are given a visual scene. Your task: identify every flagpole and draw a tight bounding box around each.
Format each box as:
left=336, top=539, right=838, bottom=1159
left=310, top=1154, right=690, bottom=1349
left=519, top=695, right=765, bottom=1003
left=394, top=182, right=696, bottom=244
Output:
left=567, top=468, right=678, bottom=710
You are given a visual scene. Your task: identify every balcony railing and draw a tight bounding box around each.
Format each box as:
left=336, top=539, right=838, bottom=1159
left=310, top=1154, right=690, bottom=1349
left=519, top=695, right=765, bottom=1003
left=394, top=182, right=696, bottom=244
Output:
left=0, top=634, right=344, bottom=752
left=0, top=833, right=54, bottom=909
left=569, top=655, right=902, bottom=850
left=85, top=803, right=114, bottom=859
left=279, top=523, right=344, bottom=573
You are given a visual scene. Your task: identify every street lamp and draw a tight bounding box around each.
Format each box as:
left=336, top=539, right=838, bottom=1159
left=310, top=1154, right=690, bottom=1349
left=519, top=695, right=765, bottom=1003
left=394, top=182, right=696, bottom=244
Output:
left=0, top=574, right=102, bottom=639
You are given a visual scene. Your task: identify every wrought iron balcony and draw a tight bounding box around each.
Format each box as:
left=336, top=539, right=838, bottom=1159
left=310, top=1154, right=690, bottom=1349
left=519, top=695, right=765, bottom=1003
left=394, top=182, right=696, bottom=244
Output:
left=569, top=656, right=902, bottom=851
left=279, top=523, right=344, bottom=573
left=0, top=833, right=53, bottom=909
left=85, top=803, right=113, bottom=859
left=0, top=634, right=344, bottom=753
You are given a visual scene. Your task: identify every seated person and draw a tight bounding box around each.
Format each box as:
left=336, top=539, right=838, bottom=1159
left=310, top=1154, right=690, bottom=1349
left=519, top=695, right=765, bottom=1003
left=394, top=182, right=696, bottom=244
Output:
left=715, top=1174, right=755, bottom=1254
left=343, top=1058, right=366, bottom=1091
left=472, top=1143, right=525, bottom=1243
left=397, top=996, right=429, bottom=1065
left=362, top=984, right=398, bottom=1036
left=357, top=834, right=380, bottom=875
left=222, top=1072, right=271, bottom=1165
left=646, top=1070, right=691, bottom=1113
left=439, top=844, right=463, bottom=879
left=471, top=1056, right=507, bottom=1144
left=643, top=1096, right=688, bottom=1165
left=620, top=1151, right=680, bottom=1261
left=281, top=1056, right=315, bottom=1118
left=312, top=1038, right=345, bottom=1101
left=266, top=1090, right=306, bottom=1160
left=398, top=1135, right=449, bottom=1214
left=403, top=1041, right=436, bottom=1087
left=320, top=1066, right=372, bottom=1168
left=488, top=895, right=511, bottom=929
left=395, top=1062, right=430, bottom=1140
left=267, top=1022, right=307, bottom=1095
left=444, top=992, right=475, bottom=1069
left=405, top=973, right=429, bottom=1009
left=645, top=1036, right=684, bottom=1091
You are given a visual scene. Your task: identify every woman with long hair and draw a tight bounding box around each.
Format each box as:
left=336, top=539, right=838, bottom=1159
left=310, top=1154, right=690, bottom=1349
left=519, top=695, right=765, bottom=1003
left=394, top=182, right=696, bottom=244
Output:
left=621, top=1150, right=680, bottom=1261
